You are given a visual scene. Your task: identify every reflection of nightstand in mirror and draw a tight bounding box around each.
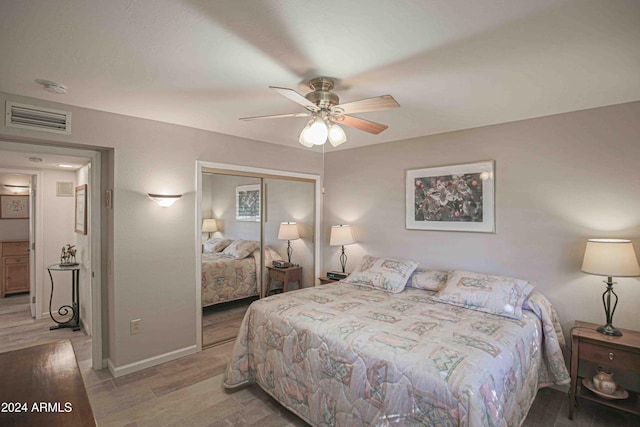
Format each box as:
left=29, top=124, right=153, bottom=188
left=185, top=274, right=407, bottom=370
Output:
left=266, top=265, right=301, bottom=295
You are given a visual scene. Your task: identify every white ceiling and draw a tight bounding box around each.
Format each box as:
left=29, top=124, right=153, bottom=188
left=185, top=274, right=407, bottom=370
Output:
left=0, top=0, right=638, bottom=150
left=0, top=150, right=90, bottom=171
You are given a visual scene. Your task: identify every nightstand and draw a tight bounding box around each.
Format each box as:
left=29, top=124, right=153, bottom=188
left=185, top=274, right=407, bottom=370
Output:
left=266, top=265, right=301, bottom=295
left=318, top=277, right=339, bottom=285
left=569, top=320, right=640, bottom=419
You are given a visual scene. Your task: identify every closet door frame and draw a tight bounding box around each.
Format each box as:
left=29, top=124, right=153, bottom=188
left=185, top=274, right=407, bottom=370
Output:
left=195, top=161, right=321, bottom=352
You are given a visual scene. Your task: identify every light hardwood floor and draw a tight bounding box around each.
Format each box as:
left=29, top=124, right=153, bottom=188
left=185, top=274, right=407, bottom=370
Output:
left=202, top=297, right=255, bottom=348
left=2, top=293, right=638, bottom=426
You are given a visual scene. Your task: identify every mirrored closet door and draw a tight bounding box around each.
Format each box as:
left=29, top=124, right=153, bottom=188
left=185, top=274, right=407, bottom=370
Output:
left=200, top=169, right=316, bottom=348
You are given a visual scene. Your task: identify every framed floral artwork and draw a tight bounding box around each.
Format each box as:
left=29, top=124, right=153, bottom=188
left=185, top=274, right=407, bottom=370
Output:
left=0, top=195, right=29, bottom=219
left=235, top=184, right=260, bottom=222
left=406, top=160, right=495, bottom=233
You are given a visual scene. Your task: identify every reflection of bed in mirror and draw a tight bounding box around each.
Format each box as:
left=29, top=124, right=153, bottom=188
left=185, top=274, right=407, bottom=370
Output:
left=201, top=239, right=282, bottom=307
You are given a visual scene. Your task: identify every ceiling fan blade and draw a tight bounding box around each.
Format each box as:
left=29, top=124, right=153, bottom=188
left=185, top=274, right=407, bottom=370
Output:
left=269, top=86, right=320, bottom=112
left=338, top=115, right=388, bottom=134
left=333, top=95, right=399, bottom=115
left=240, top=112, right=311, bottom=121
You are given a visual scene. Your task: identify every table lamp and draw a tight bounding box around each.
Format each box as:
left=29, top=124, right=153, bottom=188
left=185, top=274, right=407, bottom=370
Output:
left=581, top=239, right=640, bottom=336
left=202, top=219, right=218, bottom=239
left=278, top=222, right=300, bottom=264
left=330, top=224, right=355, bottom=273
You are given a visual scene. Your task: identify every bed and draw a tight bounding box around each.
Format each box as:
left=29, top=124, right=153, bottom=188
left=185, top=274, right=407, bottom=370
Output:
left=223, top=257, right=570, bottom=426
left=201, top=239, right=282, bottom=307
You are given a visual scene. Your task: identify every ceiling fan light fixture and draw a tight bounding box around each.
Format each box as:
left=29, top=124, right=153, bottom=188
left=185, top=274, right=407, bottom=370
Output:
left=328, top=123, right=347, bottom=147
left=300, top=116, right=328, bottom=146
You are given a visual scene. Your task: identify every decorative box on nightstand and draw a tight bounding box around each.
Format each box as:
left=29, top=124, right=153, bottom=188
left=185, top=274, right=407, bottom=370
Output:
left=569, top=320, right=640, bottom=419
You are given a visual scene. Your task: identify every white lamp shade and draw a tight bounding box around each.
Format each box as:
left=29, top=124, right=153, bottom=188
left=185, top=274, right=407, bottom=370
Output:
left=330, top=225, right=355, bottom=246
left=202, top=219, right=218, bottom=233
left=299, top=117, right=328, bottom=146
left=278, top=222, right=300, bottom=240
left=581, top=239, right=640, bottom=277
left=328, top=123, right=347, bottom=147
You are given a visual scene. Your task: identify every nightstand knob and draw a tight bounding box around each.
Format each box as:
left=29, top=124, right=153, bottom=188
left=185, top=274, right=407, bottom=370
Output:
left=608, top=352, right=614, bottom=361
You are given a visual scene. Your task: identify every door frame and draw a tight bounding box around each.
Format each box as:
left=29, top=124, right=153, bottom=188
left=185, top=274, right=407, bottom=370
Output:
left=0, top=167, right=42, bottom=318
left=195, top=161, right=322, bottom=351
left=0, top=139, right=104, bottom=370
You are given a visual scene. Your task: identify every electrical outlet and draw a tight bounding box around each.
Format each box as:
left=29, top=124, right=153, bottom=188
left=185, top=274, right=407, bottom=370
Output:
left=130, top=319, right=142, bottom=335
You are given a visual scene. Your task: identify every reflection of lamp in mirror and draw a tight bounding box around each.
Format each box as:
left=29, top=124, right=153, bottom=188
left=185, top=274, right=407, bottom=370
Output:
left=202, top=219, right=218, bottom=239
left=330, top=225, right=355, bottom=273
left=581, top=239, right=640, bottom=336
left=278, top=222, right=299, bottom=264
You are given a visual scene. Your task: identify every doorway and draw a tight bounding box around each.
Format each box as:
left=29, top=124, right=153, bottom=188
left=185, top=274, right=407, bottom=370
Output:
left=196, top=161, right=321, bottom=351
left=0, top=140, right=104, bottom=370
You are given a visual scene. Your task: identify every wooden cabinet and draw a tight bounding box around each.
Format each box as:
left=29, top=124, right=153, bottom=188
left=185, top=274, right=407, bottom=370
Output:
left=318, top=276, right=339, bottom=285
left=569, top=320, right=640, bottom=419
left=1, top=240, right=30, bottom=298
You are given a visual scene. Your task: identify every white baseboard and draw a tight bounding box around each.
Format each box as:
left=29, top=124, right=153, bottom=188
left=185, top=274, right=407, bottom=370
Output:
left=80, top=318, right=91, bottom=336
left=107, top=345, right=198, bottom=378
left=101, top=358, right=108, bottom=370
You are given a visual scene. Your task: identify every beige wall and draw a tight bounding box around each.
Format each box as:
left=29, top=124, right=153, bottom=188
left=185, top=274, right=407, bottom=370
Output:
left=0, top=91, right=322, bottom=372
left=323, top=101, right=640, bottom=333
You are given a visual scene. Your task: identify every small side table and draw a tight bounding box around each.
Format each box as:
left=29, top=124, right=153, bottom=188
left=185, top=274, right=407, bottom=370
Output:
left=266, top=265, right=301, bottom=296
left=569, top=320, right=640, bottom=419
left=318, top=277, right=339, bottom=285
left=47, top=263, right=81, bottom=332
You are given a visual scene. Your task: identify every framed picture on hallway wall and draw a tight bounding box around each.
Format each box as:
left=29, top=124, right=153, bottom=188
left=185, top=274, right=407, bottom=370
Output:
left=235, top=184, right=260, bottom=222
left=75, top=184, right=87, bottom=235
left=0, top=195, right=29, bottom=219
left=406, top=160, right=495, bottom=233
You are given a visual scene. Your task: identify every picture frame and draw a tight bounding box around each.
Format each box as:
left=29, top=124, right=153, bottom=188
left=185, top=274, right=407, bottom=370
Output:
left=406, top=160, right=495, bottom=233
left=0, top=195, right=29, bottom=219
left=75, top=184, right=87, bottom=235
left=235, top=184, right=260, bottom=222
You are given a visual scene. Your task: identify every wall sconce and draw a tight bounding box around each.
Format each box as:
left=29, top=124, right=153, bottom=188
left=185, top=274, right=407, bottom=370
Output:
left=4, top=185, right=29, bottom=194
left=330, top=224, right=356, bottom=273
left=147, top=193, right=182, bottom=207
left=278, top=222, right=300, bottom=264
left=202, top=218, right=218, bottom=238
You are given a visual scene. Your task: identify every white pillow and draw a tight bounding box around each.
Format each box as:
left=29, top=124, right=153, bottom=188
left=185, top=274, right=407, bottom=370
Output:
left=203, top=238, right=233, bottom=254
left=221, top=240, right=260, bottom=259
left=432, top=270, right=534, bottom=319
left=342, top=255, right=418, bottom=293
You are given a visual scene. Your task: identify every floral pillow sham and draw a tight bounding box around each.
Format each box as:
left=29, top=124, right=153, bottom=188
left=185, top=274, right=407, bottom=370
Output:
left=432, top=270, right=534, bottom=319
left=221, top=240, right=260, bottom=259
left=203, top=238, right=233, bottom=254
left=408, top=268, right=449, bottom=292
left=342, top=255, right=418, bottom=293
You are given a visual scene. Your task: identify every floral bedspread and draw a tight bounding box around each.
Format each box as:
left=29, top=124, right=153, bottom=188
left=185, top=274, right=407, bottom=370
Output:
left=201, top=252, right=259, bottom=306
left=224, top=283, right=569, bottom=426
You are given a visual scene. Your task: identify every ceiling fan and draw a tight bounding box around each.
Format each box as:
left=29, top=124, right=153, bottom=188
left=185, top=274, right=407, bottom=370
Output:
left=240, top=77, right=400, bottom=148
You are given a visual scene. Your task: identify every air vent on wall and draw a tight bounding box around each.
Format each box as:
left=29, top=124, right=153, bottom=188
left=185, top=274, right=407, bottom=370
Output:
left=6, top=101, right=71, bottom=135
left=56, top=182, right=74, bottom=197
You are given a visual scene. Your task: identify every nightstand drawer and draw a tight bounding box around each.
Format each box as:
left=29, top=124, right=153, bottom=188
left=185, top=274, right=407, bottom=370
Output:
left=2, top=241, right=29, bottom=256
left=580, top=341, right=639, bottom=370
